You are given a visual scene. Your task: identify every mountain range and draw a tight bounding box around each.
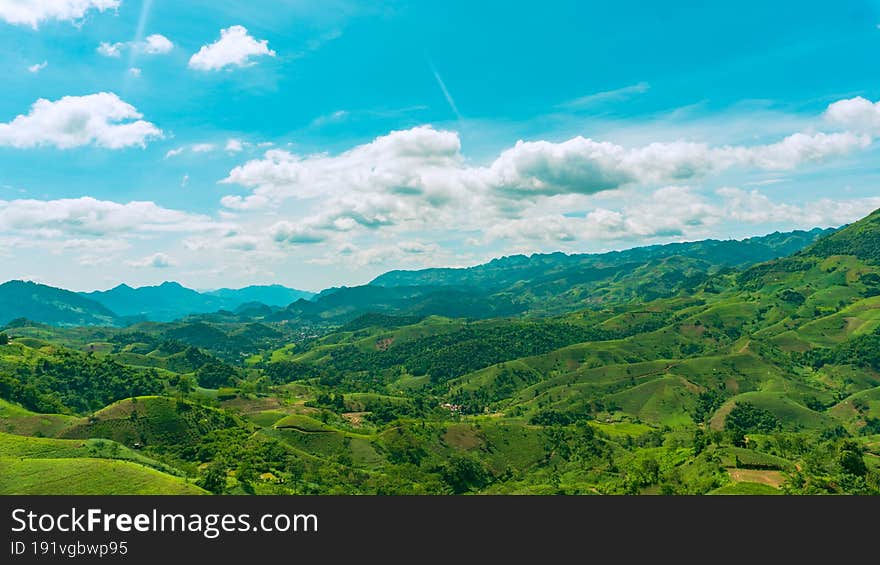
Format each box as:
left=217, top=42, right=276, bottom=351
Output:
left=0, top=281, right=313, bottom=327
left=0, top=227, right=834, bottom=327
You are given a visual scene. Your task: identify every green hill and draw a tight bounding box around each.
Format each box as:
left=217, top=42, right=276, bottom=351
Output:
left=0, top=280, right=120, bottom=327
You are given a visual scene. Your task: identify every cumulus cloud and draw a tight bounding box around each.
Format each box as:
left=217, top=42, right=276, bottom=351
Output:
left=218, top=117, right=872, bottom=250
left=98, top=33, right=173, bottom=58
left=27, top=60, right=47, bottom=73
left=269, top=221, right=330, bottom=245
left=188, top=25, right=275, bottom=71
left=142, top=34, right=173, bottom=54
left=221, top=126, right=464, bottom=211
left=0, top=93, right=162, bottom=149
left=222, top=125, right=869, bottom=217
left=0, top=197, right=222, bottom=237
left=126, top=252, right=175, bottom=268
left=481, top=132, right=869, bottom=197
left=0, top=0, right=119, bottom=29
left=825, top=96, right=880, bottom=134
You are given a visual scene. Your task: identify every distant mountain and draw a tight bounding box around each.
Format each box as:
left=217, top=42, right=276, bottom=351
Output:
left=205, top=285, right=313, bottom=307
left=82, top=282, right=226, bottom=323
left=81, top=282, right=312, bottom=323
left=371, top=228, right=835, bottom=290
left=0, top=280, right=120, bottom=327
left=264, top=228, right=835, bottom=325
left=0, top=227, right=839, bottom=328
left=266, top=285, right=522, bottom=325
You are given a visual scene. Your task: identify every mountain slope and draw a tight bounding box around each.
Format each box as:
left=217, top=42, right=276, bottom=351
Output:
left=205, top=284, right=314, bottom=306
left=0, top=280, right=119, bottom=327
left=800, top=208, right=880, bottom=263
left=371, top=228, right=834, bottom=289
left=82, top=281, right=227, bottom=322
left=82, top=282, right=311, bottom=322
left=267, top=227, right=833, bottom=325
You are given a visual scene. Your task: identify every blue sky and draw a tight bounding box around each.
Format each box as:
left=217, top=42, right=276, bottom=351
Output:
left=1, top=0, right=880, bottom=292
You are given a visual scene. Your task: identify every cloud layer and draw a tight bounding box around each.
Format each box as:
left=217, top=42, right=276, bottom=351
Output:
left=0, top=197, right=220, bottom=236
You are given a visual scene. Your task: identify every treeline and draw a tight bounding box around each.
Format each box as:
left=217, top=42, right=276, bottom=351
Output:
left=797, top=331, right=880, bottom=371
left=0, top=351, right=164, bottom=413
left=313, top=317, right=671, bottom=385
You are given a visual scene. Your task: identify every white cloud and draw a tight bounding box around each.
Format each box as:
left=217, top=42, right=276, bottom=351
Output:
left=165, top=147, right=184, bottom=158
left=0, top=0, right=119, bottom=29
left=218, top=118, right=872, bottom=250
left=222, top=126, right=869, bottom=217
left=221, top=126, right=464, bottom=211
left=269, top=221, right=330, bottom=245
left=181, top=174, right=189, bottom=188
left=0, top=93, right=162, bottom=149
left=481, top=132, right=869, bottom=198
left=485, top=186, right=719, bottom=244
left=142, top=34, right=173, bottom=54
left=129, top=67, right=141, bottom=77
left=97, top=41, right=122, bottom=57
left=98, top=33, right=173, bottom=58
left=484, top=187, right=880, bottom=246
left=27, top=60, right=47, bottom=73
left=225, top=138, right=244, bottom=152
left=825, top=96, right=880, bottom=134
left=188, top=25, right=275, bottom=71
left=718, top=187, right=880, bottom=227
left=0, top=197, right=223, bottom=237
left=126, top=253, right=175, bottom=268
left=192, top=143, right=216, bottom=153
left=347, top=241, right=441, bottom=266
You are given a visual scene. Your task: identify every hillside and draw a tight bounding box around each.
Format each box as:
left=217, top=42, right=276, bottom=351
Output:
left=372, top=228, right=832, bottom=289
left=206, top=285, right=314, bottom=307
left=267, top=228, right=833, bottom=325
left=0, top=280, right=120, bottom=327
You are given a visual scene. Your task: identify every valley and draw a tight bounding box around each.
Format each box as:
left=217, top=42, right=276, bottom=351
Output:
left=1, top=216, right=879, bottom=495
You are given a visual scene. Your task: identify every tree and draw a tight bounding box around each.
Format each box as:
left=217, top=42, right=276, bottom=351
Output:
left=198, top=462, right=227, bottom=494
left=838, top=441, right=867, bottom=477
left=0, top=333, right=8, bottom=345
left=177, top=374, right=195, bottom=394
left=195, top=361, right=238, bottom=389
left=440, top=455, right=491, bottom=494
left=724, top=402, right=780, bottom=436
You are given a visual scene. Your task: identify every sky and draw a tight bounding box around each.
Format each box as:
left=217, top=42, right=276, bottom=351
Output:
left=1, top=0, right=880, bottom=292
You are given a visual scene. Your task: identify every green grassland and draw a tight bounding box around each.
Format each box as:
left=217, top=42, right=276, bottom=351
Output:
left=0, top=458, right=206, bottom=495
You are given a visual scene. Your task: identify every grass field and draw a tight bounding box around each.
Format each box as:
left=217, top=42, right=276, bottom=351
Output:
left=0, top=457, right=206, bottom=494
